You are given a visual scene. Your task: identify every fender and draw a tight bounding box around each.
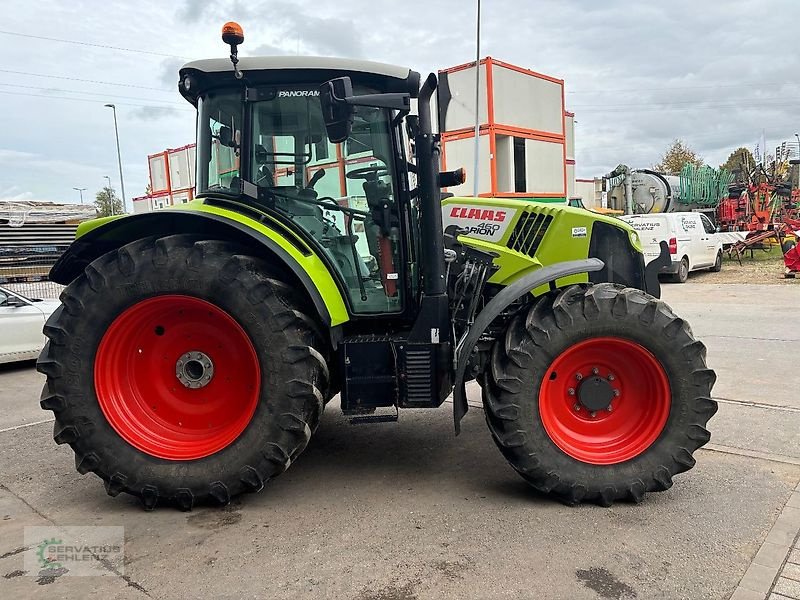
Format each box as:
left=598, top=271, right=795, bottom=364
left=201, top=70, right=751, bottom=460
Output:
left=644, top=241, right=670, bottom=298
left=452, top=258, right=605, bottom=434
left=49, top=204, right=350, bottom=326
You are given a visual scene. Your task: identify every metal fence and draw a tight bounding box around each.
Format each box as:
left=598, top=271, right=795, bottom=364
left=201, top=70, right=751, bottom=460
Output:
left=0, top=222, right=75, bottom=300
left=0, top=259, right=65, bottom=299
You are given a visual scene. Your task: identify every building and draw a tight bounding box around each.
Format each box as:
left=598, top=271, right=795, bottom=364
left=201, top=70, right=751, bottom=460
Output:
left=438, top=57, right=575, bottom=202
left=575, top=178, right=600, bottom=208
left=132, top=144, right=196, bottom=213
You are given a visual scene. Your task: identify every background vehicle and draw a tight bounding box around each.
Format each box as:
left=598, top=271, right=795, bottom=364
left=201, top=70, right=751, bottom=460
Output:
left=37, top=23, right=716, bottom=510
left=0, top=286, right=59, bottom=363
left=621, top=212, right=723, bottom=283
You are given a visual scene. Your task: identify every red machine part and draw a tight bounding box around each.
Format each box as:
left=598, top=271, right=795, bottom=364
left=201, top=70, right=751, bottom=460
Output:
left=378, top=235, right=397, bottom=296
left=785, top=238, right=800, bottom=273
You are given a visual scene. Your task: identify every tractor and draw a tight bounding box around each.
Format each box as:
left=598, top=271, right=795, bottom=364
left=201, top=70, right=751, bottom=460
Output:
left=37, top=23, right=716, bottom=510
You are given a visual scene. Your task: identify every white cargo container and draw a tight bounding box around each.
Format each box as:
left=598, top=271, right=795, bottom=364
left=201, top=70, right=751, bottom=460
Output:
left=438, top=58, right=571, bottom=203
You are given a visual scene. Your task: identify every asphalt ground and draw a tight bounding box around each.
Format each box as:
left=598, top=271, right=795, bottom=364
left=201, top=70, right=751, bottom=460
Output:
left=0, top=276, right=798, bottom=600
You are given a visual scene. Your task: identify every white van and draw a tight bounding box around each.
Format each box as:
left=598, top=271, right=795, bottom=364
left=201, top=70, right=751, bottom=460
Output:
left=620, top=212, right=723, bottom=283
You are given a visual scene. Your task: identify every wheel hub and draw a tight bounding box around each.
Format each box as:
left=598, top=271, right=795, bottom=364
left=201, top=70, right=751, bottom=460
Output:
left=176, top=351, right=214, bottom=389
left=577, top=375, right=615, bottom=412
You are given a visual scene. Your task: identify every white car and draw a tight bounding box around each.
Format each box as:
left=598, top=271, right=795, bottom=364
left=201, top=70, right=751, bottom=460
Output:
left=0, top=287, right=61, bottom=364
left=621, top=212, right=723, bottom=283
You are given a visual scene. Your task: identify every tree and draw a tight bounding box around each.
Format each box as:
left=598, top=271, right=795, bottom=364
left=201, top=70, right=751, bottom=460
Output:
left=94, top=186, right=124, bottom=217
left=653, top=139, right=704, bottom=174
left=720, top=147, right=755, bottom=180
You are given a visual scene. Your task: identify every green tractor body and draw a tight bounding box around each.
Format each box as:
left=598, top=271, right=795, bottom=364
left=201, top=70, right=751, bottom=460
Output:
left=38, top=27, right=715, bottom=510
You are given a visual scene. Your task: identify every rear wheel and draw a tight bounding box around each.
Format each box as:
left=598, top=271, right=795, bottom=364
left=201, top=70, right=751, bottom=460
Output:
left=482, top=284, right=717, bottom=506
left=671, top=257, right=689, bottom=283
left=37, top=235, right=329, bottom=510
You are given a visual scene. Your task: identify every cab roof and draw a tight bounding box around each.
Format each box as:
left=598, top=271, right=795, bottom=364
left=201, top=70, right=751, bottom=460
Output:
left=181, top=56, right=413, bottom=80
left=179, top=56, right=420, bottom=104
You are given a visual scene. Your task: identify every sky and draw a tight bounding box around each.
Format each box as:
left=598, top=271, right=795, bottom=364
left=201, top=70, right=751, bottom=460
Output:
left=1, top=0, right=799, bottom=207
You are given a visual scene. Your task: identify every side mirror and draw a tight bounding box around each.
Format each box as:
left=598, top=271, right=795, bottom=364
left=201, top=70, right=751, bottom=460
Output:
left=320, top=76, right=412, bottom=144
left=3, top=295, right=26, bottom=308
left=320, top=77, right=355, bottom=144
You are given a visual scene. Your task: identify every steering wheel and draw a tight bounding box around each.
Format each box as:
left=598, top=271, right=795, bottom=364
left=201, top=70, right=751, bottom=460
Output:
left=346, top=166, right=389, bottom=181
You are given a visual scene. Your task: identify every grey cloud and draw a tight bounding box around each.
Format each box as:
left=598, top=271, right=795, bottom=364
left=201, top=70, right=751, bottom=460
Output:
left=129, top=106, right=183, bottom=121
left=160, top=57, right=185, bottom=87
left=262, top=2, right=364, bottom=57
left=177, top=0, right=209, bottom=23
left=251, top=43, right=289, bottom=56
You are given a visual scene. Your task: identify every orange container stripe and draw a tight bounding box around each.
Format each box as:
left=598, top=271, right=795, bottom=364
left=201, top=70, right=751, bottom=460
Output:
left=492, top=124, right=564, bottom=142
left=491, top=58, right=564, bottom=86
left=439, top=57, right=490, bottom=75
left=496, top=192, right=566, bottom=199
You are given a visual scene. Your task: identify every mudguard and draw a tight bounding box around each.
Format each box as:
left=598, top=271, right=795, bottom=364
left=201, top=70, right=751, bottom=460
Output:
left=644, top=241, right=671, bottom=298
left=49, top=204, right=350, bottom=326
left=452, top=258, right=605, bottom=433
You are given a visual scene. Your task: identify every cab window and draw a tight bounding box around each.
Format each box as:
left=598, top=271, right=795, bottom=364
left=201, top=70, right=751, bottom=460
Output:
left=249, top=89, right=404, bottom=315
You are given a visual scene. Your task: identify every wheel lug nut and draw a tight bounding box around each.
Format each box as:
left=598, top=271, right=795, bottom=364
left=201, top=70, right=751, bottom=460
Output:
left=575, top=373, right=583, bottom=381
left=567, top=388, right=575, bottom=396
left=607, top=405, right=613, bottom=412
left=607, top=374, right=615, bottom=381
left=613, top=389, right=620, bottom=397
left=590, top=411, right=596, bottom=418
left=592, top=367, right=599, bottom=375
left=574, top=405, right=581, bottom=411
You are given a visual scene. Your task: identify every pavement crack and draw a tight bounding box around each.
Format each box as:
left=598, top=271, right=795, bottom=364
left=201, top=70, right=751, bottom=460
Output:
left=0, top=418, right=55, bottom=435
left=702, top=443, right=800, bottom=466
left=0, top=482, right=53, bottom=524
left=0, top=546, right=29, bottom=560
left=0, top=483, right=153, bottom=597
left=714, top=397, right=800, bottom=414
left=702, top=334, right=800, bottom=342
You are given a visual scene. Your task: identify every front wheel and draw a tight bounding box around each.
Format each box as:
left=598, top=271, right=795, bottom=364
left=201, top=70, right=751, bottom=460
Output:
left=481, top=284, right=717, bottom=505
left=710, top=251, right=722, bottom=272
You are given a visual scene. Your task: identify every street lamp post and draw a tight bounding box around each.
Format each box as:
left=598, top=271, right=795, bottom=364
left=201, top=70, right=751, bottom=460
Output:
left=72, top=187, right=86, bottom=205
left=104, top=175, right=114, bottom=216
left=104, top=104, right=127, bottom=214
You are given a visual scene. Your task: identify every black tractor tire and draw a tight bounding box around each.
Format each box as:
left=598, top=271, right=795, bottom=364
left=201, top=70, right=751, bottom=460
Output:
left=673, top=257, right=690, bottom=283
left=37, top=235, right=329, bottom=510
left=710, top=251, right=723, bottom=272
left=482, top=283, right=717, bottom=506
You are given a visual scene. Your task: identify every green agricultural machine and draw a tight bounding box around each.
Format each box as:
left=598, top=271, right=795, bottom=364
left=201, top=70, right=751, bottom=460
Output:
left=37, top=23, right=717, bottom=510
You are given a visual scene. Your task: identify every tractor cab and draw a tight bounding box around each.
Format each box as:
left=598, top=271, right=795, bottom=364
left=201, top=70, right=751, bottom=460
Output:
left=180, top=57, right=423, bottom=317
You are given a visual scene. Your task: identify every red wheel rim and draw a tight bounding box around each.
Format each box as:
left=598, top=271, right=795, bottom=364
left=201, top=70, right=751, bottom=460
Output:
left=538, top=337, right=670, bottom=465
left=94, top=295, right=260, bottom=460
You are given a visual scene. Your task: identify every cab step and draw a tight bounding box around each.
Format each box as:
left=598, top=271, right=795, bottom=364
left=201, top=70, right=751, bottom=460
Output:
left=346, top=407, right=399, bottom=425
